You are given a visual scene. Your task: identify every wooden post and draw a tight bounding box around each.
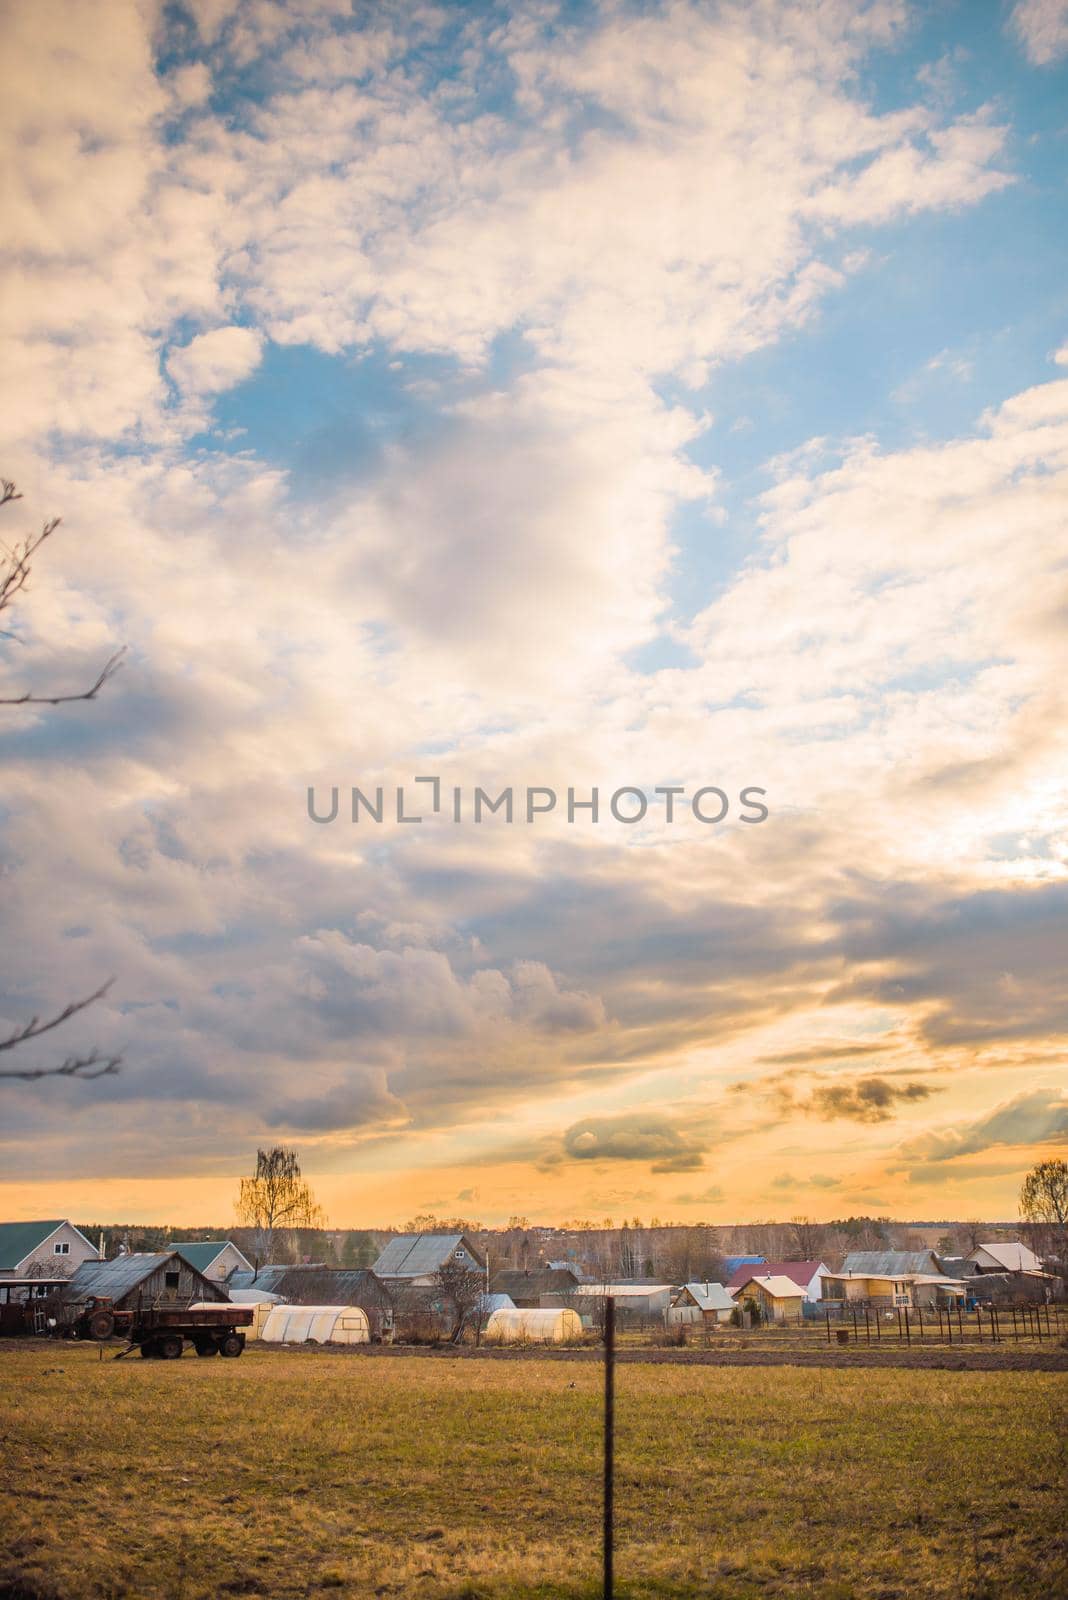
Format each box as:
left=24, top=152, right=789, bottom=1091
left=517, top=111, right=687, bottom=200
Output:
left=825, top=1309, right=831, bottom=1344
left=604, top=1295, right=615, bottom=1600
left=903, top=1306, right=911, bottom=1346
left=864, top=1307, right=870, bottom=1345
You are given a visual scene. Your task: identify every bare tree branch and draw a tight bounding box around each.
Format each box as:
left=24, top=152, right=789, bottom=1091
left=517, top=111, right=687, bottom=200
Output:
left=0, top=979, right=115, bottom=1053
left=0, top=644, right=127, bottom=705
left=0, top=479, right=125, bottom=703
left=0, top=1048, right=121, bottom=1082
left=1, top=479, right=125, bottom=1085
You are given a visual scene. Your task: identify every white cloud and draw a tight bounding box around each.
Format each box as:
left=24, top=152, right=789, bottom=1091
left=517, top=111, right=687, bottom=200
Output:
left=166, top=326, right=264, bottom=397
left=1010, top=0, right=1068, bottom=65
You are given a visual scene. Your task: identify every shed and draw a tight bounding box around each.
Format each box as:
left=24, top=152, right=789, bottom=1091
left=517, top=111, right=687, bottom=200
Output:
left=668, top=1282, right=734, bottom=1326
left=260, top=1304, right=370, bottom=1344
left=484, top=1307, right=582, bottom=1344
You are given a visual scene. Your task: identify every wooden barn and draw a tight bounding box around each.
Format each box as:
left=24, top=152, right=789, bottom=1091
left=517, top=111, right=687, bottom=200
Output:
left=58, top=1250, right=227, bottom=1325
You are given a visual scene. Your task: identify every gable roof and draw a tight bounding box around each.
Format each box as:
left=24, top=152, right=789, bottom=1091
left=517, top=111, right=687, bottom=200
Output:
left=841, top=1250, right=941, bottom=1277
left=62, top=1252, right=173, bottom=1301
left=373, top=1233, right=485, bottom=1278
left=61, top=1249, right=226, bottom=1304
left=170, top=1240, right=252, bottom=1275
left=227, top=1266, right=390, bottom=1304
left=735, top=1273, right=807, bottom=1299
left=969, top=1241, right=1041, bottom=1273
left=0, top=1220, right=96, bottom=1272
left=677, top=1282, right=734, bottom=1312
left=726, top=1259, right=827, bottom=1291
left=724, top=1255, right=766, bottom=1274
left=491, top=1267, right=581, bottom=1298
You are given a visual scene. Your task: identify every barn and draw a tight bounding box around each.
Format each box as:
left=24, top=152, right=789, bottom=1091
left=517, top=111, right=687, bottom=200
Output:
left=58, top=1250, right=226, bottom=1326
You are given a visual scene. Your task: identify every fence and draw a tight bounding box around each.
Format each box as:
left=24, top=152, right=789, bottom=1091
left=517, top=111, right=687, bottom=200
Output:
left=616, top=1302, right=1066, bottom=1352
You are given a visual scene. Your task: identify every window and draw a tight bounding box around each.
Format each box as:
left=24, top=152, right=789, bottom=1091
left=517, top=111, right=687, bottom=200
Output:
left=164, top=1271, right=180, bottom=1289
left=53, top=1241, right=70, bottom=1255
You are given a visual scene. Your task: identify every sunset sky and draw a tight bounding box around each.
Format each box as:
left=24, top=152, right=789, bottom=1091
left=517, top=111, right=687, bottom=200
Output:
left=2, top=0, right=1067, bottom=1228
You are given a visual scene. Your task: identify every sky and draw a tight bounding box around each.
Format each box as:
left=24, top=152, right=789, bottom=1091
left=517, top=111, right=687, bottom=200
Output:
left=1, top=0, right=1067, bottom=1229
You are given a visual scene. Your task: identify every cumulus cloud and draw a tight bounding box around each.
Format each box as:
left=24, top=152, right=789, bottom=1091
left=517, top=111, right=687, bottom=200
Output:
left=1, top=3, right=1064, bottom=1219
left=559, top=1115, right=706, bottom=1173
left=166, top=327, right=264, bottom=397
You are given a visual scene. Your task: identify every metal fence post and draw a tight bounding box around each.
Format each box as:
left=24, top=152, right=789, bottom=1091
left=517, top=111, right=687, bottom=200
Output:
left=604, top=1294, right=615, bottom=1600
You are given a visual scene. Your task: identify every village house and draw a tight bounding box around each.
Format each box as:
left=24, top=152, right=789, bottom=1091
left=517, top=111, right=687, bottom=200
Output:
left=726, top=1259, right=829, bottom=1302
left=0, top=1220, right=99, bottom=1281
left=732, top=1273, right=807, bottom=1322
left=667, top=1282, right=735, bottom=1326
left=372, top=1233, right=486, bottom=1288
left=841, top=1249, right=943, bottom=1279
left=966, top=1241, right=1042, bottom=1275
left=167, top=1240, right=253, bottom=1283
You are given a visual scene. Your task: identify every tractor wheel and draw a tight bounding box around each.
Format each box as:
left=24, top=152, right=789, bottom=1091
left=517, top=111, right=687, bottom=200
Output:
left=218, top=1332, right=245, bottom=1358
left=194, top=1339, right=218, bottom=1357
left=159, top=1334, right=184, bottom=1360
left=139, top=1341, right=161, bottom=1359
left=87, top=1308, right=116, bottom=1341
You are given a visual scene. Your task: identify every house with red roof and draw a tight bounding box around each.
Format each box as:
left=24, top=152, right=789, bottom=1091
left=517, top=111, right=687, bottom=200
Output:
left=726, top=1259, right=829, bottom=1303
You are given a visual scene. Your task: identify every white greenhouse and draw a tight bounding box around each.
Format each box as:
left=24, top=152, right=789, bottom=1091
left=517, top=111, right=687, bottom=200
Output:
left=260, top=1304, right=370, bottom=1345
left=484, top=1307, right=583, bottom=1344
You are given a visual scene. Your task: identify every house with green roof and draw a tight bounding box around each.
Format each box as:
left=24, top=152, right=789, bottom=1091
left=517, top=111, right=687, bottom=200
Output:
left=0, top=1220, right=99, bottom=1280
left=164, top=1240, right=253, bottom=1283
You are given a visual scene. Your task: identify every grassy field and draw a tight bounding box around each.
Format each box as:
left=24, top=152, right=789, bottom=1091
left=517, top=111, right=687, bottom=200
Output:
left=1, top=1344, right=1065, bottom=1600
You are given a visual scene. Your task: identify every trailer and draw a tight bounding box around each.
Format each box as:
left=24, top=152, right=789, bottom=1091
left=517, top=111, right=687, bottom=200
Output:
left=68, top=1296, right=253, bottom=1358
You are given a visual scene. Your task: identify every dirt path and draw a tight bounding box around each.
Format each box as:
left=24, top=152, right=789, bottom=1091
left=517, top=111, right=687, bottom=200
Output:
left=334, top=1341, right=1068, bottom=1372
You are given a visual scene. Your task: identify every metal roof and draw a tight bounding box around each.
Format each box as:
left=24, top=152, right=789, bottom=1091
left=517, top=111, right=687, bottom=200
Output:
left=372, top=1233, right=484, bottom=1277
left=734, top=1274, right=807, bottom=1298
left=491, top=1268, right=581, bottom=1297
left=227, top=1266, right=389, bottom=1304
left=841, top=1250, right=941, bottom=1277
left=678, top=1282, right=734, bottom=1311
left=726, top=1259, right=827, bottom=1290
left=724, top=1255, right=766, bottom=1273
left=168, top=1240, right=250, bottom=1274
left=969, top=1241, right=1041, bottom=1272
left=62, top=1252, right=174, bottom=1301
left=0, top=1220, right=90, bottom=1271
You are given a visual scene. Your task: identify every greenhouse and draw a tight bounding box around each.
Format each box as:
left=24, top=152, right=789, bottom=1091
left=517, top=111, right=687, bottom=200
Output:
left=260, top=1304, right=370, bottom=1345
left=484, top=1307, right=583, bottom=1344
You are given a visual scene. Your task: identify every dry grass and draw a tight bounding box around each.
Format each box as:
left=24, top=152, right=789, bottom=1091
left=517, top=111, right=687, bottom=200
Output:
left=1, top=1342, right=1065, bottom=1599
